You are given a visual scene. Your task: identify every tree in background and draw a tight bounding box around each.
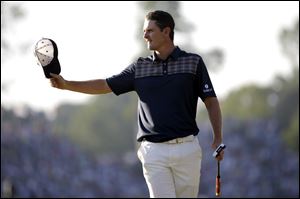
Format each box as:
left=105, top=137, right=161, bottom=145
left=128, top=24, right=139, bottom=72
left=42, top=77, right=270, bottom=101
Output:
left=220, top=19, right=299, bottom=151
left=280, top=20, right=299, bottom=69
left=1, top=2, right=25, bottom=92
left=1, top=2, right=25, bottom=57
left=53, top=93, right=138, bottom=155
left=276, top=19, right=299, bottom=151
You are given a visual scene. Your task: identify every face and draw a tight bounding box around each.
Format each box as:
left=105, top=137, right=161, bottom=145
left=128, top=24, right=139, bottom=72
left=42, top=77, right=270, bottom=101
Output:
left=143, top=19, right=169, bottom=50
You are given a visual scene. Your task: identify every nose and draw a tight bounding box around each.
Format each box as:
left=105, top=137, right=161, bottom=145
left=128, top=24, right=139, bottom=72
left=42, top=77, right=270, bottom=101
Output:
left=143, top=31, right=148, bottom=40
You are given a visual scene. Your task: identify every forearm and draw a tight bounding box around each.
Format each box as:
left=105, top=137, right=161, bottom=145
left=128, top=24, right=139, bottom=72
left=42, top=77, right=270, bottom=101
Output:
left=205, top=97, right=223, bottom=142
left=65, top=79, right=111, bottom=94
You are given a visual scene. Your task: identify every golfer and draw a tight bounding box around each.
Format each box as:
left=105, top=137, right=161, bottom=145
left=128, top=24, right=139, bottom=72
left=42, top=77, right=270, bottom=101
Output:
left=50, top=10, right=224, bottom=198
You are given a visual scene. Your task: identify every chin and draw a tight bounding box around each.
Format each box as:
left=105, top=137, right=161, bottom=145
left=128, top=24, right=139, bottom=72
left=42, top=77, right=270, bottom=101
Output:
left=148, top=46, right=156, bottom=50
left=147, top=43, right=156, bottom=50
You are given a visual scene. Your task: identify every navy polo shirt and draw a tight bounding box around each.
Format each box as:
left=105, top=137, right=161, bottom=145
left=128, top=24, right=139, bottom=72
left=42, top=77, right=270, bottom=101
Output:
left=106, top=47, right=216, bottom=142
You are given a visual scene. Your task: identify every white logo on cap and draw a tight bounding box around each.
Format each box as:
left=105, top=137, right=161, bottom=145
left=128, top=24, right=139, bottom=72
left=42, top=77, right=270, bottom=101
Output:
left=34, top=38, right=54, bottom=67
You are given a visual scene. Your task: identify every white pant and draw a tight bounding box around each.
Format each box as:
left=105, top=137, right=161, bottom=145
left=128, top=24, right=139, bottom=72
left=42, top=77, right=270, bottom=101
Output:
left=137, top=136, right=202, bottom=198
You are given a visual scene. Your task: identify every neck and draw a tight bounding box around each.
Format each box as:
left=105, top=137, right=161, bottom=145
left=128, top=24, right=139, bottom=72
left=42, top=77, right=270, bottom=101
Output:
left=155, top=43, right=175, bottom=60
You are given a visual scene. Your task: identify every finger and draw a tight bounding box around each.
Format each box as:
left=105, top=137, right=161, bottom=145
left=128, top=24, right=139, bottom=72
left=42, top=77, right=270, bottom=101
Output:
left=49, top=78, right=57, bottom=87
left=217, top=151, right=225, bottom=161
left=50, top=78, right=56, bottom=85
left=50, top=81, right=56, bottom=87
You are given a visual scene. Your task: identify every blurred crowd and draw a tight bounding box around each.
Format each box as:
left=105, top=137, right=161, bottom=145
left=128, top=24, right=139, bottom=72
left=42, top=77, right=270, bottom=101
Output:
left=1, top=107, right=148, bottom=197
left=1, top=107, right=299, bottom=198
left=198, top=118, right=299, bottom=197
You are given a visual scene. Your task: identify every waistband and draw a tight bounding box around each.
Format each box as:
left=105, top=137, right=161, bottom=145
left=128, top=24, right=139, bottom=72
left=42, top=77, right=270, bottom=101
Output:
left=163, top=135, right=195, bottom=144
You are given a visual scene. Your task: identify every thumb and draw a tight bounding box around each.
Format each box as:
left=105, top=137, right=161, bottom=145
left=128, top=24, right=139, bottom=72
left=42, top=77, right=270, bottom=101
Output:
left=211, top=143, right=217, bottom=150
left=211, top=141, right=221, bottom=150
left=50, top=73, right=59, bottom=78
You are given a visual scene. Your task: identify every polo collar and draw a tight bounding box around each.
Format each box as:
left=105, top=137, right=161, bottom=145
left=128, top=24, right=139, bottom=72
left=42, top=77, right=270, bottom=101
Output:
left=151, top=46, right=181, bottom=62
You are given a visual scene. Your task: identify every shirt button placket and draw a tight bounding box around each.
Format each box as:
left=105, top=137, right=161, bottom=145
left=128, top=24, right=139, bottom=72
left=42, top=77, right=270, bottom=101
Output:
left=163, top=62, right=168, bottom=75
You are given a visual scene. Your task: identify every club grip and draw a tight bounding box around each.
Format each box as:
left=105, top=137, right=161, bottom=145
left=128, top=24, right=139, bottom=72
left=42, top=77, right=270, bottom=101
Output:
left=216, top=176, right=221, bottom=197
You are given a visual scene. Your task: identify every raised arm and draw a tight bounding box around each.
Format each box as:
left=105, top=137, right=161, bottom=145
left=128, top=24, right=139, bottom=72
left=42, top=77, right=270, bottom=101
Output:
left=50, top=73, right=112, bottom=94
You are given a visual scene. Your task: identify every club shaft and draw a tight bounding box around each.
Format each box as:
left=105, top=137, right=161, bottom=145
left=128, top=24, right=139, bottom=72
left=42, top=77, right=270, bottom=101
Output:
left=217, top=161, right=220, bottom=176
left=216, top=161, right=221, bottom=196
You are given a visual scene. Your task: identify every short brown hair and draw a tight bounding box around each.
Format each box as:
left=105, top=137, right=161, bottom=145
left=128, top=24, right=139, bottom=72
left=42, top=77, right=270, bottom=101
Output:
left=146, top=10, right=175, bottom=41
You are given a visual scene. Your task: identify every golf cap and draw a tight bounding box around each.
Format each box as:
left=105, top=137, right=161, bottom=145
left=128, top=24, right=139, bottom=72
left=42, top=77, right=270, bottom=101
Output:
left=34, top=38, right=61, bottom=78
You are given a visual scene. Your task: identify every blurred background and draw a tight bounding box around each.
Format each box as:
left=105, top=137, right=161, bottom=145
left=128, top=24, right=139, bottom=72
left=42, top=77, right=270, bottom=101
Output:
left=1, top=1, right=299, bottom=198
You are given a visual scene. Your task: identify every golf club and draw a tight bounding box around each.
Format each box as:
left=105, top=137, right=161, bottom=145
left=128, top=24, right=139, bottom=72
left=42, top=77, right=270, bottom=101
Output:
left=213, top=143, right=226, bottom=197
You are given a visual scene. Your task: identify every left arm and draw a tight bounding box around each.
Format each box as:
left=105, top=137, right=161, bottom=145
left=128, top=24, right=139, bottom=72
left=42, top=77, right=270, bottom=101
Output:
left=204, top=96, right=224, bottom=160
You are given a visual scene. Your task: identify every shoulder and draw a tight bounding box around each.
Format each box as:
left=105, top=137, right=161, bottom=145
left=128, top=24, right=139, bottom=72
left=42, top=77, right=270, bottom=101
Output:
left=177, top=49, right=208, bottom=74
left=123, top=56, right=152, bottom=71
left=136, top=56, right=153, bottom=65
left=176, top=48, right=203, bottom=62
left=183, top=50, right=202, bottom=59
left=175, top=49, right=203, bottom=67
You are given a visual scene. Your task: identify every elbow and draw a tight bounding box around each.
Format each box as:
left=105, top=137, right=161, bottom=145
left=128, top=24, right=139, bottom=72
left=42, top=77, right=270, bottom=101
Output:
left=204, top=96, right=219, bottom=108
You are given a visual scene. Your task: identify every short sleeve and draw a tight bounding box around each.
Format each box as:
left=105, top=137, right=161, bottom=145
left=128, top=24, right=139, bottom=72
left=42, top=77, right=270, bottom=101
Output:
left=197, top=56, right=216, bottom=101
left=106, top=63, right=135, bottom=96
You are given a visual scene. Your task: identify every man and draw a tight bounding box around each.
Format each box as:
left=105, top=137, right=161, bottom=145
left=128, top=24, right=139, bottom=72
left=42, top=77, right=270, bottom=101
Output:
left=50, top=10, right=224, bottom=198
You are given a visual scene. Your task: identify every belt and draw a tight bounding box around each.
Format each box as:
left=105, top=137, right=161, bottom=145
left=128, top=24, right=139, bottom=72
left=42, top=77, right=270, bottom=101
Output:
left=163, top=135, right=195, bottom=144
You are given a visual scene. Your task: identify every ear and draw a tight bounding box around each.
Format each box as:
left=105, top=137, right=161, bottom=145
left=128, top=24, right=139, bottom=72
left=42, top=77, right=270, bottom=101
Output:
left=163, top=27, right=171, bottom=37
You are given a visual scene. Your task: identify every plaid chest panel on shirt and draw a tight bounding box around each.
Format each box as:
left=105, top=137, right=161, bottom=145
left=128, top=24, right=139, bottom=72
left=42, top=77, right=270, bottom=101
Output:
left=135, top=56, right=200, bottom=79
